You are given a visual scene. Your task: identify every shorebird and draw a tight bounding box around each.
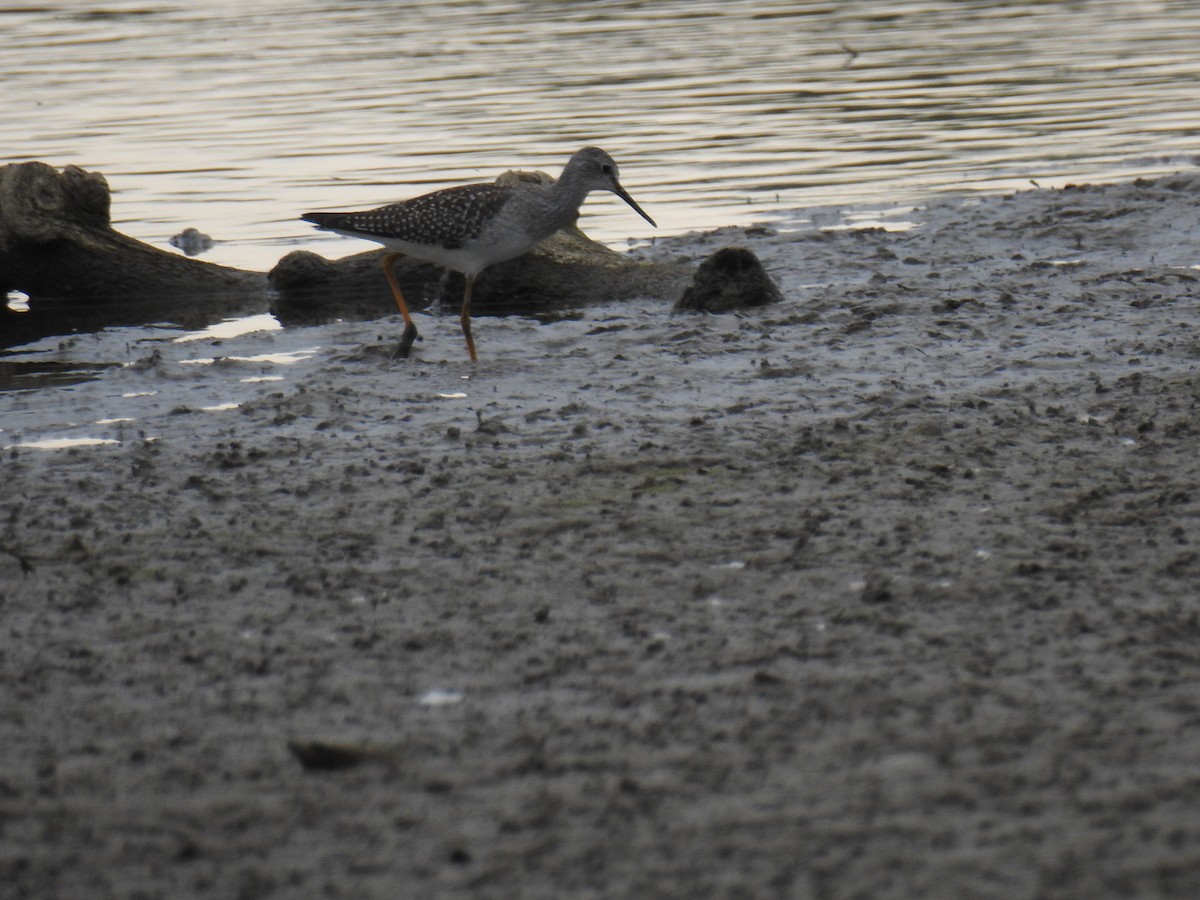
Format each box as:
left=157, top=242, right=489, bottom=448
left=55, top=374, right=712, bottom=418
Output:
left=302, top=146, right=656, bottom=361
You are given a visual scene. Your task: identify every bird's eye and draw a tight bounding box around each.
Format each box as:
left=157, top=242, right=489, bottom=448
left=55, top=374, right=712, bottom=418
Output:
left=601, top=164, right=613, bottom=175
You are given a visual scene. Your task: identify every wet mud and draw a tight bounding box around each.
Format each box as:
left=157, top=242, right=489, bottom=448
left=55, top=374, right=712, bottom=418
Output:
left=3, top=174, right=1200, bottom=898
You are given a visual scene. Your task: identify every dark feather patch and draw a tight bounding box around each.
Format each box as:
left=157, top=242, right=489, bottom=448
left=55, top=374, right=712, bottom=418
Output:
left=303, top=184, right=515, bottom=249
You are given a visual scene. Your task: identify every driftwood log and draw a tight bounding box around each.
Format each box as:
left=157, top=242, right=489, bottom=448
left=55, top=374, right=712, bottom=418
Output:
left=1, top=161, right=776, bottom=349
left=0, top=162, right=264, bottom=298
left=0, top=162, right=269, bottom=347
left=269, top=228, right=692, bottom=326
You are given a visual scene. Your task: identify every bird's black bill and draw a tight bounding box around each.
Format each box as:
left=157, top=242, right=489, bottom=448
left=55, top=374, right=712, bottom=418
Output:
left=613, top=182, right=656, bottom=228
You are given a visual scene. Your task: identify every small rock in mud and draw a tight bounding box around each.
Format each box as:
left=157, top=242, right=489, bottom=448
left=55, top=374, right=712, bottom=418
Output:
left=288, top=739, right=394, bottom=771
left=860, top=572, right=896, bottom=604
left=674, top=246, right=782, bottom=312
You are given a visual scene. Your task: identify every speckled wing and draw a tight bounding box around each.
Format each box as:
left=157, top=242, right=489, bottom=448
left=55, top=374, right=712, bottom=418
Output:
left=302, top=183, right=515, bottom=250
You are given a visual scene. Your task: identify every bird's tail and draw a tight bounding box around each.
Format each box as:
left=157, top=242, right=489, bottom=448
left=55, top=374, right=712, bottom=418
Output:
left=301, top=212, right=350, bottom=231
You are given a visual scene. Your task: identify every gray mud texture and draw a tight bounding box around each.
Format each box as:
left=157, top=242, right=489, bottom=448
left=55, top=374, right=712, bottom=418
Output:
left=4, top=173, right=1200, bottom=899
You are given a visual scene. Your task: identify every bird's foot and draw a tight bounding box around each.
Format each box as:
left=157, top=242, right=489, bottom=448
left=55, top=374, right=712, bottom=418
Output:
left=393, top=323, right=420, bottom=360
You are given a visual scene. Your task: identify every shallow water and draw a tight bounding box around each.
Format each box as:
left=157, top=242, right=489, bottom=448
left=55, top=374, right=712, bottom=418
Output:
left=4, top=0, right=1199, bottom=275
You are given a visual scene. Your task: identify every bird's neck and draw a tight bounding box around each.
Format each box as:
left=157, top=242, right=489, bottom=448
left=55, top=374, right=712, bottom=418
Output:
left=525, top=177, right=593, bottom=239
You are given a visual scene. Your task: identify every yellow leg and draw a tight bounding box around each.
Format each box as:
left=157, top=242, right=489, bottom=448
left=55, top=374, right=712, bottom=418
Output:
left=382, top=252, right=419, bottom=358
left=460, top=275, right=478, bottom=362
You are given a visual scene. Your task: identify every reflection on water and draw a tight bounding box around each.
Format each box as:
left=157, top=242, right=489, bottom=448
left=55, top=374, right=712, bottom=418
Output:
left=176, top=348, right=320, bottom=367
left=2, top=0, right=1198, bottom=275
left=3, top=437, right=121, bottom=451
left=0, top=356, right=121, bottom=392
left=0, top=323, right=327, bottom=445
left=0, top=289, right=273, bottom=351
left=173, top=313, right=282, bottom=343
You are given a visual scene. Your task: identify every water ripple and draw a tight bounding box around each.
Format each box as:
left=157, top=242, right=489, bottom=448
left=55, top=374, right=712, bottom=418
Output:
left=2, top=0, right=1198, bottom=271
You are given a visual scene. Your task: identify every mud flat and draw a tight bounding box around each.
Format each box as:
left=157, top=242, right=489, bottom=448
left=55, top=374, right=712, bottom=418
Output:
left=3, top=172, right=1200, bottom=898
